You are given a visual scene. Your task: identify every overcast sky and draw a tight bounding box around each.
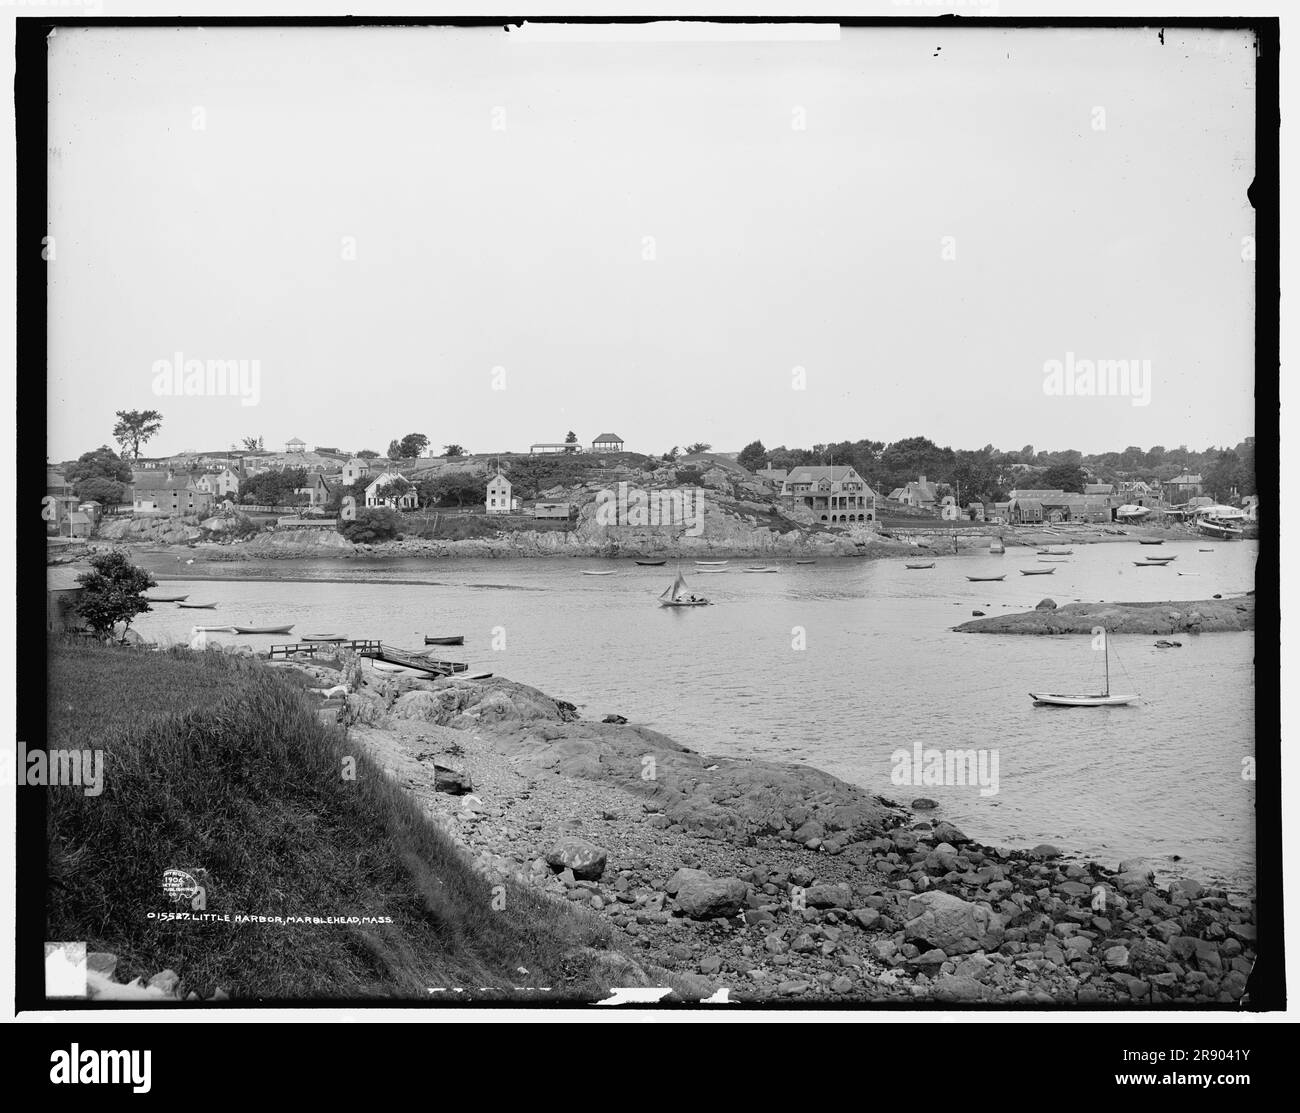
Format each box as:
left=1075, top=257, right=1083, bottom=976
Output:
left=47, top=24, right=1257, bottom=462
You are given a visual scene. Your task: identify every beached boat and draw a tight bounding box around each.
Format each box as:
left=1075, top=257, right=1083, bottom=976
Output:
left=231, top=625, right=294, bottom=635
left=1019, top=568, right=1055, bottom=575
left=176, top=601, right=217, bottom=609
left=966, top=575, right=1006, bottom=582
left=144, top=594, right=189, bottom=603
left=371, top=660, right=436, bottom=679
left=905, top=562, right=935, bottom=569
left=460, top=671, right=494, bottom=680
left=1030, top=631, right=1137, bottom=707
left=424, top=635, right=465, bottom=646
left=1197, top=519, right=1244, bottom=540
left=302, top=634, right=347, bottom=642
left=659, top=571, right=710, bottom=607
left=635, top=560, right=667, bottom=566
left=581, top=570, right=617, bottom=576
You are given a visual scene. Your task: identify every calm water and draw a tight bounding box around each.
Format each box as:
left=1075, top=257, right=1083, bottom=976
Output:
left=132, top=539, right=1259, bottom=891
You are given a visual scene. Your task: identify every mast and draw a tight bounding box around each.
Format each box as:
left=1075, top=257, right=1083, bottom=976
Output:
left=1103, top=630, right=1110, bottom=697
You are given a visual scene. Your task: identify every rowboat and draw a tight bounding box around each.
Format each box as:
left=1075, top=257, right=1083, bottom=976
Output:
left=144, top=594, right=189, bottom=603
left=582, top=570, right=617, bottom=576
left=424, top=635, right=465, bottom=646
left=694, top=561, right=728, bottom=566
left=460, top=671, right=494, bottom=680
left=743, top=567, right=778, bottom=574
left=1030, top=630, right=1138, bottom=707
left=796, top=560, right=817, bottom=564
left=302, top=634, right=348, bottom=642
left=696, top=569, right=728, bottom=573
left=660, top=571, right=710, bottom=607
left=1036, top=549, right=1073, bottom=556
left=1038, top=557, right=1069, bottom=562
left=966, top=575, right=1005, bottom=582
left=1137, top=539, right=1164, bottom=546
left=1198, top=548, right=1215, bottom=552
left=1144, top=556, right=1176, bottom=563
left=231, top=625, right=294, bottom=635
left=905, top=562, right=935, bottom=570
left=635, top=560, right=667, bottom=566
left=371, top=660, right=436, bottom=679
left=1019, top=568, right=1055, bottom=575
left=1132, top=561, right=1169, bottom=568
left=176, top=601, right=217, bottom=609
left=193, top=625, right=236, bottom=633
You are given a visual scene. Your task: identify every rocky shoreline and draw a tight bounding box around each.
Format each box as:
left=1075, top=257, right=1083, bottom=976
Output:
left=954, top=596, right=1255, bottom=636
left=272, top=656, right=1256, bottom=1005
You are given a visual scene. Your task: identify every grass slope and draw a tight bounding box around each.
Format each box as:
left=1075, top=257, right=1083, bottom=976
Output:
left=46, top=640, right=612, bottom=1000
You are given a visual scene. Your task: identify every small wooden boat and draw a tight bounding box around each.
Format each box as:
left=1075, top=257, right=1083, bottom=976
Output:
left=144, top=594, right=189, bottom=603
left=176, top=601, right=217, bottom=609
left=795, top=560, right=817, bottom=565
left=1019, top=567, right=1055, bottom=575
left=743, top=567, right=778, bottom=573
left=1137, top=539, right=1165, bottom=546
left=371, top=660, right=435, bottom=679
left=1143, top=556, right=1176, bottom=563
left=460, top=671, right=494, bottom=680
left=303, top=634, right=348, bottom=642
left=231, top=625, right=294, bottom=635
left=1030, top=632, right=1137, bottom=707
left=582, top=570, right=617, bottom=576
left=905, top=562, right=935, bottom=570
left=424, top=635, right=465, bottom=646
left=1132, top=561, right=1169, bottom=568
left=696, top=568, right=728, bottom=573
left=1199, top=548, right=1215, bottom=552
left=192, top=625, right=236, bottom=633
left=1036, top=549, right=1073, bottom=556
left=966, top=574, right=1006, bottom=582
left=694, top=561, right=728, bottom=566
left=1038, top=557, right=1069, bottom=562
left=635, top=560, right=667, bottom=566
left=660, top=571, right=710, bottom=607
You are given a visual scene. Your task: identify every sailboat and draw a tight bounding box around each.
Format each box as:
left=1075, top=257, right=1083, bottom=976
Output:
left=1029, top=631, right=1138, bottom=707
left=659, top=570, right=710, bottom=607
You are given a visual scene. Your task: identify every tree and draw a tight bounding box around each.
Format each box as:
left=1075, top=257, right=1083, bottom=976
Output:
left=112, top=410, right=163, bottom=460
left=443, top=444, right=466, bottom=457
left=662, top=446, right=680, bottom=462
left=684, top=442, right=712, bottom=455
left=1041, top=463, right=1087, bottom=493
left=373, top=477, right=414, bottom=507
left=564, top=430, right=578, bottom=445
left=67, top=446, right=133, bottom=497
left=356, top=449, right=379, bottom=459
left=75, top=550, right=155, bottom=642
left=1202, top=450, right=1242, bottom=501
left=75, top=476, right=128, bottom=506
left=421, top=472, right=483, bottom=508
left=737, top=440, right=767, bottom=471
left=390, top=433, right=429, bottom=460
left=337, top=507, right=402, bottom=543
left=241, top=435, right=264, bottom=451
left=239, top=466, right=308, bottom=505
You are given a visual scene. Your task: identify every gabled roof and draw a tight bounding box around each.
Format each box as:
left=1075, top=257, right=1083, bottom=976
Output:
left=786, top=465, right=858, bottom=484
left=592, top=432, right=623, bottom=442
left=1013, top=498, right=1044, bottom=511
left=131, top=472, right=177, bottom=492
left=887, top=488, right=906, bottom=500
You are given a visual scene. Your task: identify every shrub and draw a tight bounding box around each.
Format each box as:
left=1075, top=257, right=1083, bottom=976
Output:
left=337, top=507, right=402, bottom=543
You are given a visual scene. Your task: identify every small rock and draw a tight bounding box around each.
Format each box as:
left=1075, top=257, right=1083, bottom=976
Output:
left=911, top=798, right=939, bottom=810
left=545, top=836, right=608, bottom=881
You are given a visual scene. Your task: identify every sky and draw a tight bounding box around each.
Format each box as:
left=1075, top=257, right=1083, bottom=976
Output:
left=46, top=23, right=1258, bottom=463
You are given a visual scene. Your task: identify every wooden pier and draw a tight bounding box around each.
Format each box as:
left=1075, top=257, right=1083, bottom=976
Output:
left=268, top=639, right=467, bottom=676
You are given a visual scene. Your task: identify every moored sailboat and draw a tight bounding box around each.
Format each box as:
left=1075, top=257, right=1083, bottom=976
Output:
left=1030, top=630, right=1138, bottom=707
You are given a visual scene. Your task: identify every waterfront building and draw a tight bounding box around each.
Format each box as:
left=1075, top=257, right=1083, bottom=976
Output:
left=363, top=472, right=418, bottom=510
left=591, top=432, right=625, bottom=453
left=486, top=468, right=515, bottom=515
left=780, top=465, right=877, bottom=525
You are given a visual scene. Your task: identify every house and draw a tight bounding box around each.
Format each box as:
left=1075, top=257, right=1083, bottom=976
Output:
left=130, top=470, right=176, bottom=512
left=591, top=433, right=624, bottom=453
left=47, top=567, right=86, bottom=634
left=756, top=466, right=788, bottom=484
left=285, top=437, right=307, bottom=455
left=296, top=473, right=336, bottom=507
left=364, top=472, right=418, bottom=510
left=1166, top=473, right=1204, bottom=501
left=341, top=458, right=373, bottom=484
left=154, top=477, right=214, bottom=517
left=780, top=466, right=877, bottom=525
left=47, top=469, right=73, bottom=497
left=1009, top=498, right=1044, bottom=525
left=486, top=468, right=515, bottom=515
left=893, top=475, right=939, bottom=511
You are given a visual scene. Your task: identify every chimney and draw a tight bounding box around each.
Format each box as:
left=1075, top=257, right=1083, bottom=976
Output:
left=919, top=475, right=927, bottom=486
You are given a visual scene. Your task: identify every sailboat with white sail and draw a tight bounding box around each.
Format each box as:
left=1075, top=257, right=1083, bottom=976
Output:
left=659, top=569, right=710, bottom=607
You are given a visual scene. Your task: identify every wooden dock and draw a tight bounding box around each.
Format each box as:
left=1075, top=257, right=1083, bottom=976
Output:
left=268, top=640, right=468, bottom=676
left=268, top=639, right=380, bottom=659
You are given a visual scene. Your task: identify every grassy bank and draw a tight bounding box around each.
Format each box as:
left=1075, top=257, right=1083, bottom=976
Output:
left=46, top=640, right=613, bottom=1000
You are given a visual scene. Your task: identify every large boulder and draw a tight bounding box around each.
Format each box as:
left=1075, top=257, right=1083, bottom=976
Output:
left=674, top=877, right=749, bottom=920
left=903, top=891, right=1005, bottom=955
left=544, top=837, right=607, bottom=881
left=665, top=867, right=711, bottom=895
left=1035, top=598, right=1058, bottom=611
